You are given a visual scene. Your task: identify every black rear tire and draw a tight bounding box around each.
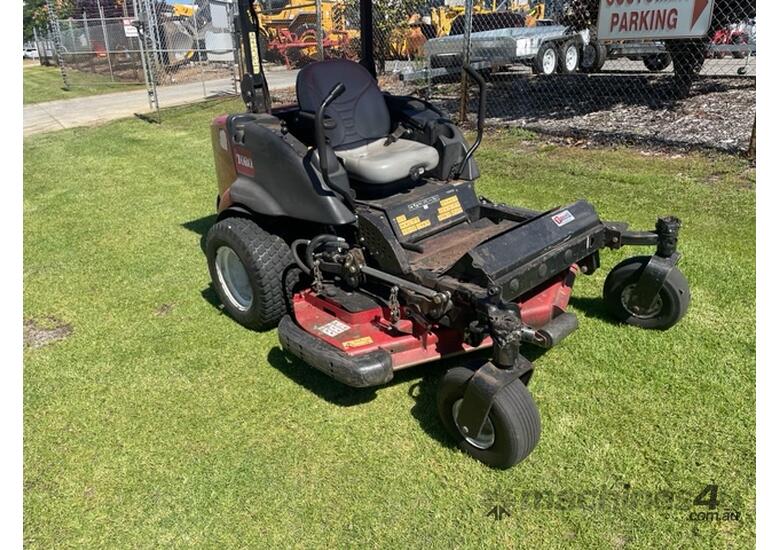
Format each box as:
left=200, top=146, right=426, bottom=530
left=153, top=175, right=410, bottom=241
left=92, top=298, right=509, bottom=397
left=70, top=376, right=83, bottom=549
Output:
left=206, top=217, right=294, bottom=331
left=437, top=367, right=541, bottom=469
left=603, top=256, right=691, bottom=330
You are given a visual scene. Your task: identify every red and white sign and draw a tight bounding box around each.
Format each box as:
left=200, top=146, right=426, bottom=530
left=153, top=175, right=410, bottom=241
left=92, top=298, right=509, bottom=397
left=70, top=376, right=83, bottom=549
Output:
left=123, top=18, right=138, bottom=38
left=598, top=0, right=715, bottom=41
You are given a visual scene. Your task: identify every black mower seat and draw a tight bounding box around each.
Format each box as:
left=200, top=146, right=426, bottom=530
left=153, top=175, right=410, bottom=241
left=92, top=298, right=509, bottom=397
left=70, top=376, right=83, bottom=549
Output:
left=297, top=59, right=439, bottom=184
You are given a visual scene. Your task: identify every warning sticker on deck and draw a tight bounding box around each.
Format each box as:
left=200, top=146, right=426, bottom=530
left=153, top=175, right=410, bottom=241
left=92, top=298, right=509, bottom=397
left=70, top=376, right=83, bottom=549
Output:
left=551, top=210, right=575, bottom=227
left=342, top=336, right=373, bottom=348
left=317, top=320, right=350, bottom=337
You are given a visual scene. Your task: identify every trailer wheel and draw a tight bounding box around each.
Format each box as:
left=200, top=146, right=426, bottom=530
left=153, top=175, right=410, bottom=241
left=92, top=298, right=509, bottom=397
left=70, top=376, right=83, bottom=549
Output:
left=533, top=42, right=558, bottom=76
left=603, top=256, right=691, bottom=330
left=206, top=217, right=294, bottom=331
left=643, top=53, right=672, bottom=72
left=731, top=34, right=749, bottom=59
left=437, top=367, right=541, bottom=469
left=581, top=39, right=607, bottom=73
left=558, top=40, right=580, bottom=74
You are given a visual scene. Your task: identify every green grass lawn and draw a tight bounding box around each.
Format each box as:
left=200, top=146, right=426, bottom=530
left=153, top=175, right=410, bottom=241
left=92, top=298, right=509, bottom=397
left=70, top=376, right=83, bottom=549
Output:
left=23, top=65, right=143, bottom=105
left=24, top=100, right=755, bottom=548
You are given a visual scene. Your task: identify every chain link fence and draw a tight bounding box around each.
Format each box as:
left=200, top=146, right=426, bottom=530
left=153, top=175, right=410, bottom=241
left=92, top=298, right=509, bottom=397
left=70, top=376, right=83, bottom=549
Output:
left=249, top=0, right=756, bottom=154
left=377, top=0, right=756, bottom=154
left=32, top=0, right=755, bottom=153
left=35, top=0, right=240, bottom=118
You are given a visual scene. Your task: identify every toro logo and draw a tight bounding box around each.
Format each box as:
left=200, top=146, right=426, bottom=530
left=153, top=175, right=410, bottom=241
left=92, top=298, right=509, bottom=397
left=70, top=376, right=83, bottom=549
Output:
left=233, top=147, right=255, bottom=177
left=551, top=210, right=575, bottom=227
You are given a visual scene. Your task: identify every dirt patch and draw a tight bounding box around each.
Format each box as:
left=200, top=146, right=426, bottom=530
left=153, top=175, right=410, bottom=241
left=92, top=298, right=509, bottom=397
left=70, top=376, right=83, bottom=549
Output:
left=154, top=303, right=175, bottom=317
left=24, top=316, right=73, bottom=349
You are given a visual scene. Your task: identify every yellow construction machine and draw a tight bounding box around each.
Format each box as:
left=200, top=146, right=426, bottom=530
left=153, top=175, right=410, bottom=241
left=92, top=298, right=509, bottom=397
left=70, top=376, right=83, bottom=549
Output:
left=389, top=1, right=546, bottom=60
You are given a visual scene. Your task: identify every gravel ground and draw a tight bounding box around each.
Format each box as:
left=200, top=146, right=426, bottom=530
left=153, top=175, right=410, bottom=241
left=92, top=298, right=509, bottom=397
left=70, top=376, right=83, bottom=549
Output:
left=395, top=70, right=755, bottom=154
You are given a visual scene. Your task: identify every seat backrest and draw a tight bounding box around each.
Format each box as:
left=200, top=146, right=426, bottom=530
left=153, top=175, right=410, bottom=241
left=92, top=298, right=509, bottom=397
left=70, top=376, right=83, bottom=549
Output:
left=296, top=59, right=391, bottom=149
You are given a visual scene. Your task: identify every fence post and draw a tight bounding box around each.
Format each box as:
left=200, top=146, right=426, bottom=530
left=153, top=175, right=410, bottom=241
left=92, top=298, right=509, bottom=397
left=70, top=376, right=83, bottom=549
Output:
left=133, top=0, right=160, bottom=117
left=193, top=8, right=208, bottom=98
left=748, top=116, right=756, bottom=160
left=98, top=2, right=115, bottom=81
left=458, top=0, right=474, bottom=123
left=83, top=11, right=97, bottom=74
left=315, top=0, right=324, bottom=61
left=32, top=27, right=44, bottom=65
left=46, top=0, right=70, bottom=90
left=229, top=0, right=241, bottom=96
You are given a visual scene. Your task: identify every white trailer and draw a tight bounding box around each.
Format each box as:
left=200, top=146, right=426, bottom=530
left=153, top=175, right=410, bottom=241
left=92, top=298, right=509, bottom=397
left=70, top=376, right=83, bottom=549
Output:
left=399, top=24, right=590, bottom=83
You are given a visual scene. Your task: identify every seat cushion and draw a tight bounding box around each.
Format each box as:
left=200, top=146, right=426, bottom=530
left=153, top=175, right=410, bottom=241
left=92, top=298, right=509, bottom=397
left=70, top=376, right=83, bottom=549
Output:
left=335, top=139, right=440, bottom=184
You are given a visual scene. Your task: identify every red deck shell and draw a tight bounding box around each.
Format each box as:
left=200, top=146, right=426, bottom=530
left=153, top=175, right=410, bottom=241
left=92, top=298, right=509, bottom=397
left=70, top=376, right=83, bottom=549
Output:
left=291, top=266, right=577, bottom=370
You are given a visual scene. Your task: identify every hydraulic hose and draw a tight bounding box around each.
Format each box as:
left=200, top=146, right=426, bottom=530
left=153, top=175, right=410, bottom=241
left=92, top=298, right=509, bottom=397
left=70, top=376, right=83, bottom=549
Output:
left=291, top=234, right=348, bottom=276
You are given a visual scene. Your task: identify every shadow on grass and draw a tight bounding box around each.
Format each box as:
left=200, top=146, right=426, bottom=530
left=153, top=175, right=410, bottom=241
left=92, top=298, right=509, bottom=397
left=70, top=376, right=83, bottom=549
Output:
left=568, top=296, right=619, bottom=326
left=268, top=343, right=552, bottom=450
left=265, top=345, right=466, bottom=447
left=182, top=214, right=216, bottom=253
left=266, top=347, right=379, bottom=407
left=201, top=284, right=222, bottom=312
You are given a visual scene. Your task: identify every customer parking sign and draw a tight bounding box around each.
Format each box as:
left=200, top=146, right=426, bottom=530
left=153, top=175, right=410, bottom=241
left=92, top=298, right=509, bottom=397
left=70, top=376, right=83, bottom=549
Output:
left=598, top=0, right=715, bottom=41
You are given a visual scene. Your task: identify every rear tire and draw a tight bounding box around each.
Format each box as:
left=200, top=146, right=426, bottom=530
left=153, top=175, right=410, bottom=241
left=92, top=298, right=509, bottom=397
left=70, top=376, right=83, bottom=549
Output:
left=603, top=256, right=690, bottom=330
left=437, top=367, right=541, bottom=469
left=206, top=217, right=294, bottom=331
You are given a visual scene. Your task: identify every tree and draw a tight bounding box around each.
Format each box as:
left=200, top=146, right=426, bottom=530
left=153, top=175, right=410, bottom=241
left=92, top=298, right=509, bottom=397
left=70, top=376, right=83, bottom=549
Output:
left=370, top=0, right=428, bottom=73
left=23, top=0, right=133, bottom=41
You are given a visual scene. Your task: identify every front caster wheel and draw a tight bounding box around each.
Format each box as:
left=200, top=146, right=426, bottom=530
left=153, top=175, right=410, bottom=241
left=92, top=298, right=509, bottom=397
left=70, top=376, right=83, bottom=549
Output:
left=437, top=367, right=541, bottom=469
left=603, top=256, right=691, bottom=330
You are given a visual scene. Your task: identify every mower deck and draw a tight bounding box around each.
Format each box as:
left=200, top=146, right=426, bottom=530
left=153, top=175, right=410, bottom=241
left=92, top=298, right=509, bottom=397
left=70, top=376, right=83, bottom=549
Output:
left=280, top=268, right=576, bottom=388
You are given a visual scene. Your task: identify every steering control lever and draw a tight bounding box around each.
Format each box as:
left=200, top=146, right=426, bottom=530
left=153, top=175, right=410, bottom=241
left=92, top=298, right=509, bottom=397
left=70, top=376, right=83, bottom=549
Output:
left=315, top=82, right=355, bottom=210
left=455, top=65, right=487, bottom=179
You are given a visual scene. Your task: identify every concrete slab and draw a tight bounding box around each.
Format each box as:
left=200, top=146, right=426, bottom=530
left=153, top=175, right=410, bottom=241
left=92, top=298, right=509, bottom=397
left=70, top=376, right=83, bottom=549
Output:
left=23, top=69, right=299, bottom=137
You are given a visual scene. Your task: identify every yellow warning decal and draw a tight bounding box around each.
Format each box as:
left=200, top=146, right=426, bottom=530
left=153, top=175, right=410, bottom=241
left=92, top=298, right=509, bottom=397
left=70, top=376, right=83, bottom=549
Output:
left=342, top=336, right=373, bottom=348
left=395, top=214, right=432, bottom=236
left=437, top=195, right=463, bottom=222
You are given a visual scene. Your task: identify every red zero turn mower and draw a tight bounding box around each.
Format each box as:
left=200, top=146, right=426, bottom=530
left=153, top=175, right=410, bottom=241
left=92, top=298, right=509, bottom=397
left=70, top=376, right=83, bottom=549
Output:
left=205, top=1, right=691, bottom=469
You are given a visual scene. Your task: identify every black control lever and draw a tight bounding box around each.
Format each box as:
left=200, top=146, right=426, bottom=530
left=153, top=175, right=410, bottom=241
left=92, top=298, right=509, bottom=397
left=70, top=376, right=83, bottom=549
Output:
left=315, top=83, right=355, bottom=210
left=456, top=65, right=487, bottom=179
